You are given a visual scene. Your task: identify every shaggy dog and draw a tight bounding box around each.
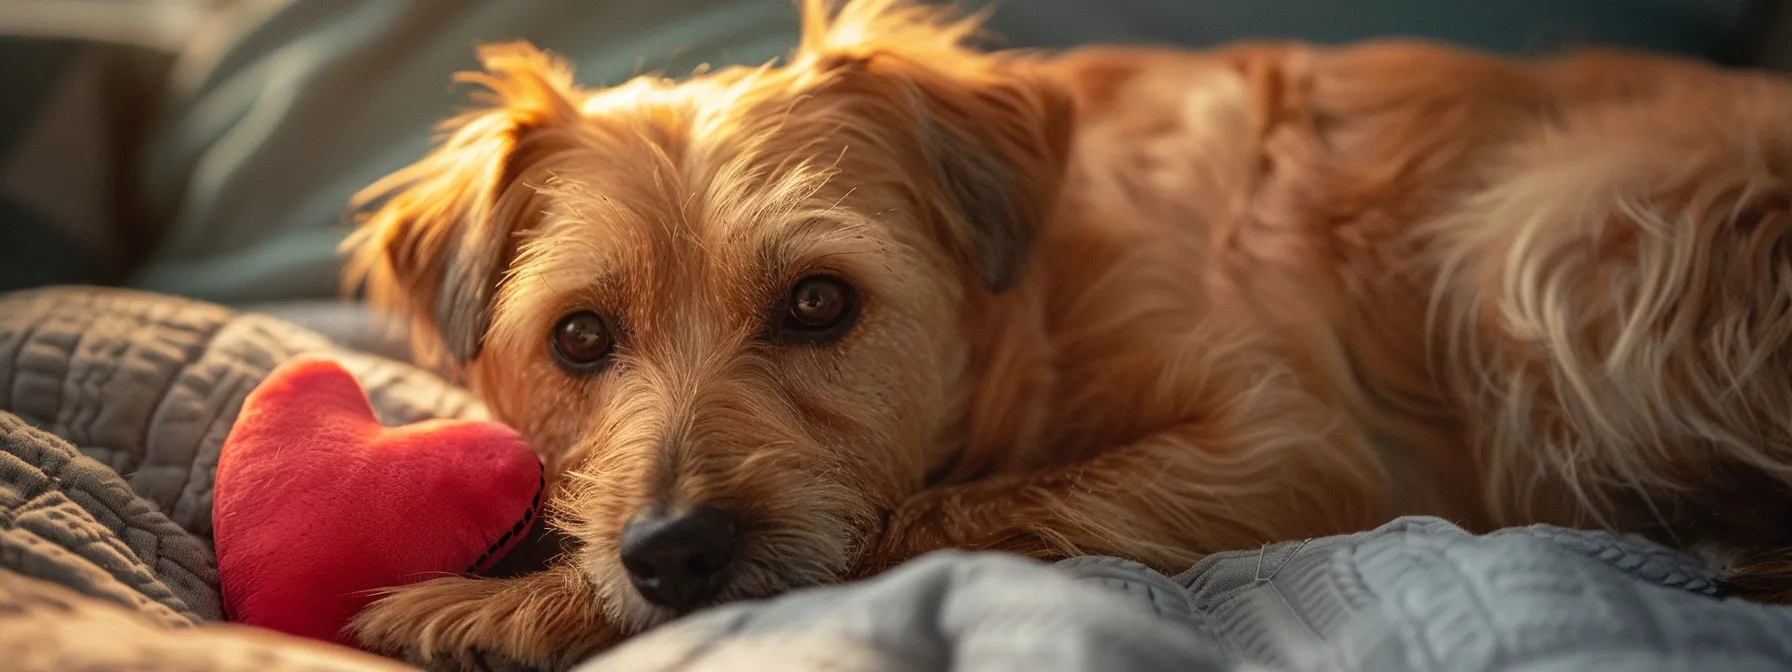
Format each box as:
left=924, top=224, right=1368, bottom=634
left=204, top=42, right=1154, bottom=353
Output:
left=343, top=0, right=1792, bottom=668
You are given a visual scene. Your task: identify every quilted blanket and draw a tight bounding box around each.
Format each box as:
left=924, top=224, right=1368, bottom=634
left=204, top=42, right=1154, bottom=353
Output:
left=1, top=286, right=476, bottom=671
left=9, top=285, right=1792, bottom=672
left=587, top=520, right=1792, bottom=672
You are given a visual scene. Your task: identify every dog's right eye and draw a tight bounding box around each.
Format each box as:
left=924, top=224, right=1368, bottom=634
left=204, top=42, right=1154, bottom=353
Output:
left=551, top=311, right=615, bottom=371
left=769, top=275, right=860, bottom=346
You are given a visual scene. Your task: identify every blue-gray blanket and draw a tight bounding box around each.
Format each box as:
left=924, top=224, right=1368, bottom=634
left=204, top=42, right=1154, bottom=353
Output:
left=589, top=518, right=1792, bottom=671
left=8, top=286, right=1792, bottom=672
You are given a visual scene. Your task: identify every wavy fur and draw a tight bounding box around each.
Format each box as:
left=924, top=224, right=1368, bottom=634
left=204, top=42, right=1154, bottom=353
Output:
left=341, top=2, right=1792, bottom=668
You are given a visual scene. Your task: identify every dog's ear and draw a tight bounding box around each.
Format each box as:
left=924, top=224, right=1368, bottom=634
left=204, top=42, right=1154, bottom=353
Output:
left=903, top=58, right=1074, bottom=292
left=798, top=0, right=1074, bottom=292
left=343, top=43, right=584, bottom=367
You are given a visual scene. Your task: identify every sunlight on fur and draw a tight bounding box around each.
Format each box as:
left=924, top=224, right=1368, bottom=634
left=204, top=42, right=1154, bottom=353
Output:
left=340, top=0, right=1792, bottom=668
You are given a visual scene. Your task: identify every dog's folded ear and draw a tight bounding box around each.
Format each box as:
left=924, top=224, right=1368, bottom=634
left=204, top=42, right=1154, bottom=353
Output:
left=343, top=43, right=585, bottom=367
left=797, top=0, right=1075, bottom=292
left=904, top=58, right=1074, bottom=292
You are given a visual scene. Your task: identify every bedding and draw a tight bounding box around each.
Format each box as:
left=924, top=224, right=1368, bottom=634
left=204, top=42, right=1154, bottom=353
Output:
left=0, top=285, right=481, bottom=670
left=586, top=519, right=1792, bottom=672
left=10, top=284, right=1792, bottom=672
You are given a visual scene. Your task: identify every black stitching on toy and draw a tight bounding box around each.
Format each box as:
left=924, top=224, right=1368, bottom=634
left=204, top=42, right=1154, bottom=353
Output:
left=466, top=470, right=545, bottom=574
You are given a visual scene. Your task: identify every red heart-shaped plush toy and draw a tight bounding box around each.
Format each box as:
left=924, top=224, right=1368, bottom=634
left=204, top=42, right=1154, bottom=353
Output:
left=213, top=355, right=542, bottom=646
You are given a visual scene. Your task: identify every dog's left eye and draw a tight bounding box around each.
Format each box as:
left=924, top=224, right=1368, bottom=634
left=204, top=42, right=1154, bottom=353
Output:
left=771, top=275, right=859, bottom=345
left=551, top=311, right=616, bottom=371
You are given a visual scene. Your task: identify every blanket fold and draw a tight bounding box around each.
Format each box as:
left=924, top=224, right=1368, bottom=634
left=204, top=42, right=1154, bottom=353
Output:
left=0, top=410, right=217, bottom=624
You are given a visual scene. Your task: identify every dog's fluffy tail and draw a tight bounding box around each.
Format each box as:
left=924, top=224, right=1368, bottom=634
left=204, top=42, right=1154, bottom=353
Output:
left=1423, top=70, right=1792, bottom=549
left=1722, top=549, right=1792, bottom=603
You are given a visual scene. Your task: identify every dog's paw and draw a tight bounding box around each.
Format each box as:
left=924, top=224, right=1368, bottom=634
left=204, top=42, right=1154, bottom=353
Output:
left=352, top=568, right=614, bottom=672
left=848, top=493, right=956, bottom=579
left=850, top=484, right=1065, bottom=579
left=352, top=576, right=531, bottom=671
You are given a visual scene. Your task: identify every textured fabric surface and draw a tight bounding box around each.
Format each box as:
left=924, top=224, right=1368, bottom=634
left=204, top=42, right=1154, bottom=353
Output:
left=0, top=285, right=489, bottom=667
left=586, top=517, right=1792, bottom=672
left=0, top=285, right=488, bottom=543
left=587, top=552, right=1240, bottom=672
left=0, top=570, right=409, bottom=672
left=0, top=410, right=219, bottom=625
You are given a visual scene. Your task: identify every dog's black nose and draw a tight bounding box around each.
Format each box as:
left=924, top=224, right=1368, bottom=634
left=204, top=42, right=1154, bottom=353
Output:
left=618, top=506, right=739, bottom=611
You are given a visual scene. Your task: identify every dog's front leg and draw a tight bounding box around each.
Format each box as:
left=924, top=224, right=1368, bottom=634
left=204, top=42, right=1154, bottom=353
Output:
left=856, top=412, right=1389, bottom=576
left=352, top=563, right=617, bottom=672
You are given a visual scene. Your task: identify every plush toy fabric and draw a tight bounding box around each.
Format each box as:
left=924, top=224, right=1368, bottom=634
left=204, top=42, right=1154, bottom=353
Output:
left=213, top=355, right=542, bottom=647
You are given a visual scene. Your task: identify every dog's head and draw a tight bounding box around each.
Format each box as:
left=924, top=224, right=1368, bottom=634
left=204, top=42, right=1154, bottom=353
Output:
left=344, top=0, right=1071, bottom=630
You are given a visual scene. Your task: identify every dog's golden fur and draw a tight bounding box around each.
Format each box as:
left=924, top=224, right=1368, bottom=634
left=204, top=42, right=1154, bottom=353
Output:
left=342, top=0, right=1792, bottom=668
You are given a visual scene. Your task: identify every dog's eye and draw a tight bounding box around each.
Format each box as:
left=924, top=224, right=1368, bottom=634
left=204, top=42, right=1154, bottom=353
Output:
left=789, top=277, right=850, bottom=328
left=773, top=275, right=859, bottom=345
left=551, top=311, right=615, bottom=371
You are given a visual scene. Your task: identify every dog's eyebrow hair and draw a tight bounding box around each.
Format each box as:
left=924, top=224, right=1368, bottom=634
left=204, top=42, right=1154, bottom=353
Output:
left=754, top=216, right=879, bottom=268
left=498, top=228, right=635, bottom=305
left=825, top=186, right=859, bottom=215
left=785, top=215, right=869, bottom=238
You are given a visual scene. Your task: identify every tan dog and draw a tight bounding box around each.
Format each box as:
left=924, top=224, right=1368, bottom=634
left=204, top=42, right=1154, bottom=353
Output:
left=342, top=0, right=1792, bottom=668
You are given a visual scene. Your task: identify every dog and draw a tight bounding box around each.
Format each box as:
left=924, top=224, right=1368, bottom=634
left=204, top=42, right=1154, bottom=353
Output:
left=341, top=0, right=1792, bottom=668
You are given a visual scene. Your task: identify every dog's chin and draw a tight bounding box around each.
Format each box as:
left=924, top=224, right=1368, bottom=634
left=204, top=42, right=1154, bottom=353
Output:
left=585, top=573, right=686, bottom=633
left=581, top=525, right=864, bottom=633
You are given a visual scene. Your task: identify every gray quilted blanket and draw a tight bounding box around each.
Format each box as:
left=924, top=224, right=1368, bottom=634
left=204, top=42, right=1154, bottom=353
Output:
left=1, top=286, right=474, bottom=671
left=9, top=285, right=1792, bottom=672
left=587, top=519, right=1792, bottom=672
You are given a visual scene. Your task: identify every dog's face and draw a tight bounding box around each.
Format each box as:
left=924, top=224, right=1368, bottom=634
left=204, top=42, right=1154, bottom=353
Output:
left=346, top=1, right=1070, bottom=630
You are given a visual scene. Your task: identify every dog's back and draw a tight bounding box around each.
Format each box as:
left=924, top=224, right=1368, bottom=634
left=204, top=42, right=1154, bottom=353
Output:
left=1038, top=39, right=1792, bottom=596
